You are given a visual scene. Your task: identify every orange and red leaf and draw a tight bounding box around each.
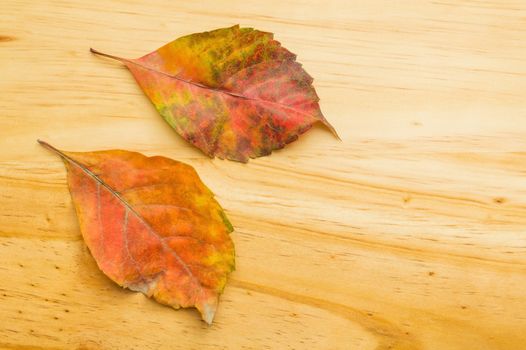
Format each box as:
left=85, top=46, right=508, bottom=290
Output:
left=39, top=140, right=235, bottom=324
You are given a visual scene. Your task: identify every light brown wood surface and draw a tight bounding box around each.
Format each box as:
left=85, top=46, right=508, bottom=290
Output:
left=1, top=0, right=526, bottom=349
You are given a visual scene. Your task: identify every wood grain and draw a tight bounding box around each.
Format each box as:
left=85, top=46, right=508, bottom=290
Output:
left=1, top=0, right=526, bottom=349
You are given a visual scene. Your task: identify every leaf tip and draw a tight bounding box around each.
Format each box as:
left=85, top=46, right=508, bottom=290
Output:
left=197, top=297, right=219, bottom=325
left=202, top=303, right=217, bottom=325
left=321, top=120, right=341, bottom=140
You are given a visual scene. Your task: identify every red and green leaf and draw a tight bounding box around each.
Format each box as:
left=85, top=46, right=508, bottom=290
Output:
left=91, top=25, right=338, bottom=162
left=39, top=140, right=235, bottom=324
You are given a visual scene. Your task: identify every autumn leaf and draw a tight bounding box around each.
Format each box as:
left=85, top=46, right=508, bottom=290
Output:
left=90, top=25, right=338, bottom=162
left=38, top=140, right=235, bottom=324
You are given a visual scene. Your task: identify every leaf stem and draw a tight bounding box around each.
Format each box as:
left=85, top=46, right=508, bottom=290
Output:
left=90, top=48, right=128, bottom=63
left=37, top=139, right=67, bottom=158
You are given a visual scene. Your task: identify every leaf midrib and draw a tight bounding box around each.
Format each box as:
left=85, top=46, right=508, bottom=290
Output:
left=123, top=57, right=338, bottom=138
left=92, top=48, right=322, bottom=120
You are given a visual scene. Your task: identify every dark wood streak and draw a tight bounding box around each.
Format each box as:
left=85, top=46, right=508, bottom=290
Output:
left=231, top=279, right=421, bottom=350
left=231, top=217, right=526, bottom=270
left=0, top=36, right=14, bottom=42
left=251, top=162, right=526, bottom=215
left=0, top=342, right=52, bottom=350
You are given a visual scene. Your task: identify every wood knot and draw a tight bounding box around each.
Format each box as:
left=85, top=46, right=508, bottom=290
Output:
left=493, top=197, right=506, bottom=204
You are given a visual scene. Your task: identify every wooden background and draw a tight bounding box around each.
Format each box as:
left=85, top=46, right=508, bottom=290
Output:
left=1, top=0, right=526, bottom=349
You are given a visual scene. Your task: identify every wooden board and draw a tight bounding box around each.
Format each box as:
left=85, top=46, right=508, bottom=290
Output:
left=1, top=0, right=525, bottom=348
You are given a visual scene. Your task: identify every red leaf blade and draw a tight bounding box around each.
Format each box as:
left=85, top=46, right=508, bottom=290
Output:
left=92, top=25, right=338, bottom=162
